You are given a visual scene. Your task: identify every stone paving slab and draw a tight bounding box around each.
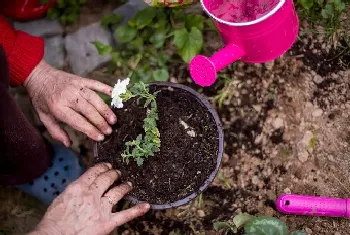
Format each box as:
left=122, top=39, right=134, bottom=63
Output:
left=65, top=22, right=113, bottom=76
left=44, top=36, right=65, bottom=69
left=14, top=19, right=64, bottom=37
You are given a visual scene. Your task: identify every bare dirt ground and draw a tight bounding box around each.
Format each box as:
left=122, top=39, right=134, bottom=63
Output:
left=0, top=14, right=349, bottom=235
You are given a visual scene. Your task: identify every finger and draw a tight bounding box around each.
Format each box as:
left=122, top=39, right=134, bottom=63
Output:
left=103, top=182, right=132, bottom=206
left=55, top=107, right=104, bottom=141
left=72, top=97, right=112, bottom=135
left=81, top=78, right=113, bottom=96
left=80, top=89, right=117, bottom=125
left=39, top=113, right=71, bottom=147
left=77, top=163, right=112, bottom=186
left=112, top=203, right=150, bottom=227
left=90, top=169, right=120, bottom=196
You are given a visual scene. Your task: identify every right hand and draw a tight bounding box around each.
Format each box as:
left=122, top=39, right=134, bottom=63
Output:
left=24, top=60, right=117, bottom=146
left=29, top=163, right=150, bottom=235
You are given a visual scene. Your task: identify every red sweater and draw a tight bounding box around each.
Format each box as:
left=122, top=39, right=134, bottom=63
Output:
left=0, top=15, right=44, bottom=86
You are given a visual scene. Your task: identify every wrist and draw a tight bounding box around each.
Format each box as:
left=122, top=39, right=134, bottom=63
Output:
left=31, top=219, right=64, bottom=235
left=23, top=60, right=51, bottom=89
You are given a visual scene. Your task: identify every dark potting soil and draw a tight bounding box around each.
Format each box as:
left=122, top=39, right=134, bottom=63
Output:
left=94, top=84, right=219, bottom=205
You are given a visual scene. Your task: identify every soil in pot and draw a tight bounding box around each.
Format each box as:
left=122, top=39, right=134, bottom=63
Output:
left=94, top=84, right=220, bottom=205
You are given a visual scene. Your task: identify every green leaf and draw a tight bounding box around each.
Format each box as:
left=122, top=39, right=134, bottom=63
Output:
left=130, top=38, right=144, bottom=51
left=115, top=25, right=137, bottom=43
left=205, top=18, right=217, bottom=30
left=174, top=27, right=203, bottom=63
left=153, top=69, right=169, bottom=81
left=101, top=14, right=123, bottom=28
left=128, top=18, right=137, bottom=27
left=321, top=4, right=334, bottom=18
left=111, top=52, right=122, bottom=63
left=213, top=222, right=236, bottom=233
left=335, top=1, right=346, bottom=11
left=244, top=216, right=288, bottom=235
left=289, top=231, right=308, bottom=235
left=298, top=0, right=314, bottom=9
left=157, top=54, right=170, bottom=67
left=150, top=30, right=166, bottom=48
left=173, top=28, right=187, bottom=49
left=47, top=8, right=60, bottom=19
left=92, top=41, right=112, bottom=55
left=185, top=14, right=204, bottom=31
left=134, top=8, right=157, bottom=29
left=232, top=213, right=254, bottom=228
left=136, top=157, right=144, bottom=166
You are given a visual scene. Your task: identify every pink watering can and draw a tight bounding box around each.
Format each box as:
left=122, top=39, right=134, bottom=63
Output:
left=277, top=194, right=350, bottom=218
left=189, top=0, right=299, bottom=87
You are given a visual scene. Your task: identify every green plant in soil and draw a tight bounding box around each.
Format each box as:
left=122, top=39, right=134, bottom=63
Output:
left=94, top=8, right=213, bottom=84
left=296, top=0, right=350, bottom=44
left=119, top=82, right=161, bottom=166
left=213, top=63, right=239, bottom=109
left=214, top=213, right=307, bottom=235
left=47, top=0, right=86, bottom=25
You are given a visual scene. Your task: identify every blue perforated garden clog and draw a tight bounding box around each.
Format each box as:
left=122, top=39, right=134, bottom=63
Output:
left=16, top=143, right=84, bottom=205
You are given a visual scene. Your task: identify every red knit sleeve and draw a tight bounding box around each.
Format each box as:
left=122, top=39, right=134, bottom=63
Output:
left=0, top=15, right=44, bottom=86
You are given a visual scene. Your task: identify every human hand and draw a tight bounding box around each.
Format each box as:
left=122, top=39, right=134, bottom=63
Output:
left=29, top=163, right=150, bottom=235
left=24, top=60, right=117, bottom=146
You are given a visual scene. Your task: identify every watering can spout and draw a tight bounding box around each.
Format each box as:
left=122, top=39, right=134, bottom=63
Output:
left=189, top=44, right=244, bottom=87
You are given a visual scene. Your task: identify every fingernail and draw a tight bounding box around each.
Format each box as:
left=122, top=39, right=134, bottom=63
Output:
left=106, top=127, right=112, bottom=134
left=126, top=181, right=133, bottom=188
left=97, top=134, right=104, bottom=141
left=143, top=203, right=150, bottom=210
left=106, top=163, right=112, bottom=169
left=64, top=140, right=70, bottom=147
left=116, top=170, right=122, bottom=176
left=110, top=115, right=117, bottom=124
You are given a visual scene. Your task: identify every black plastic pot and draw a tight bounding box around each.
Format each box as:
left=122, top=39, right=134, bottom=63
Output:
left=94, top=82, right=224, bottom=210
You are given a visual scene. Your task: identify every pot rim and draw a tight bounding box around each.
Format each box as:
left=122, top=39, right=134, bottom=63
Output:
left=93, top=82, right=224, bottom=210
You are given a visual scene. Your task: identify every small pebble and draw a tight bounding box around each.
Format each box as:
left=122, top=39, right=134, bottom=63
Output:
left=327, top=155, right=335, bottom=162
left=273, top=117, right=284, bottom=130
left=305, top=227, right=312, bottom=234
left=298, top=150, right=309, bottom=163
left=252, top=176, right=259, bottom=185
left=312, top=109, right=323, bottom=118
left=283, top=187, right=291, bottom=194
left=197, top=210, right=205, bottom=217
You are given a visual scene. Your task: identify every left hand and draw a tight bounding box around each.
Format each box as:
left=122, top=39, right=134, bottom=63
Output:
left=28, top=163, right=150, bottom=235
left=24, top=60, right=117, bottom=146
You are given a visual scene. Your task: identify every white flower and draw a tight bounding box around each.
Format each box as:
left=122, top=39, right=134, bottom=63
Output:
left=111, top=78, right=130, bottom=108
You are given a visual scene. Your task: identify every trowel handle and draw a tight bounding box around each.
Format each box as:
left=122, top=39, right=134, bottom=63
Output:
left=189, top=44, right=244, bottom=87
left=276, top=194, right=350, bottom=218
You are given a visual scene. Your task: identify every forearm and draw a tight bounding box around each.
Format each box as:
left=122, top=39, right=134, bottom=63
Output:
left=0, top=15, right=44, bottom=86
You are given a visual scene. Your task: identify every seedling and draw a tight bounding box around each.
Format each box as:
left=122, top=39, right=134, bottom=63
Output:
left=111, top=79, right=161, bottom=166
left=214, top=213, right=307, bottom=235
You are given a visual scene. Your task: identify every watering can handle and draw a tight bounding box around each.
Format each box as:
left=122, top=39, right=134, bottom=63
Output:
left=189, top=44, right=244, bottom=87
left=276, top=194, right=350, bottom=218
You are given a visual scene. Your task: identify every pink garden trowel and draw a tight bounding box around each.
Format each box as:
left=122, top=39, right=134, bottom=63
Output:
left=277, top=194, right=350, bottom=218
left=189, top=0, right=299, bottom=87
